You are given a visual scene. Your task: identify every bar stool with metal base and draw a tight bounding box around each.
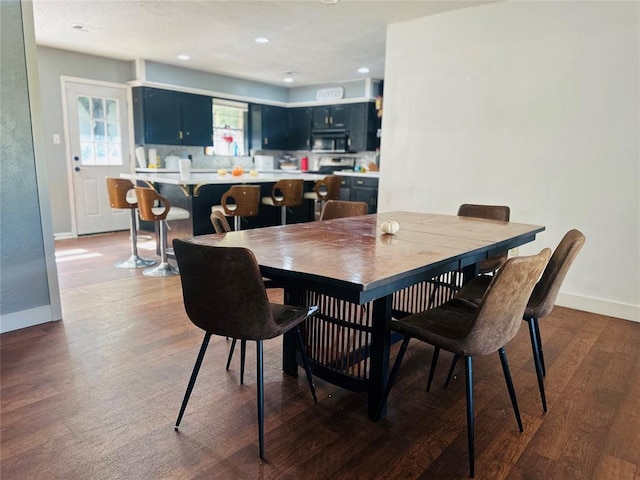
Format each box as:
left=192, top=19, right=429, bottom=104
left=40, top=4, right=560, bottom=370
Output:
left=106, top=178, right=156, bottom=269
left=302, top=175, right=341, bottom=220
left=134, top=186, right=190, bottom=277
left=261, top=178, right=304, bottom=225
left=210, top=185, right=261, bottom=231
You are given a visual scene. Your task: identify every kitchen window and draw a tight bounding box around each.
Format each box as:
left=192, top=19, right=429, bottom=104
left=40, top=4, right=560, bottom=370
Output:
left=213, top=99, right=247, bottom=156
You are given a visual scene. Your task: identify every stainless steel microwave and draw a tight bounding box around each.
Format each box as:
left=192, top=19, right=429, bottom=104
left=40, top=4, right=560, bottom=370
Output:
left=311, top=130, right=348, bottom=153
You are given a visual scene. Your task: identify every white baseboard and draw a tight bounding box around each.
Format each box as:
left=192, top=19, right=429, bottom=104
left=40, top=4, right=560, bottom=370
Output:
left=0, top=306, right=59, bottom=334
left=54, top=232, right=75, bottom=240
left=556, top=292, right=639, bottom=323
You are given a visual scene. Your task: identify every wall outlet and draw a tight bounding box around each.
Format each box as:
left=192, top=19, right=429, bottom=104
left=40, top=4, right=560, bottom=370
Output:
left=53, top=134, right=61, bottom=144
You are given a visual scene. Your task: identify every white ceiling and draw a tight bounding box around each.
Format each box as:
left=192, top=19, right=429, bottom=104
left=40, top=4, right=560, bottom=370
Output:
left=32, top=0, right=487, bottom=87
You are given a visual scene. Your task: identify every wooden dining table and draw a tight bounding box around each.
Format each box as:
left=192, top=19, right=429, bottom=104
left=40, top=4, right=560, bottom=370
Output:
left=185, top=211, right=545, bottom=420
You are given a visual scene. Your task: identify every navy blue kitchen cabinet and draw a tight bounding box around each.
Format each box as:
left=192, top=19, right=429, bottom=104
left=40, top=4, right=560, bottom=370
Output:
left=133, top=87, right=213, bottom=146
left=288, top=107, right=313, bottom=150
left=249, top=104, right=289, bottom=150
left=312, top=105, right=348, bottom=130
left=347, top=102, right=378, bottom=153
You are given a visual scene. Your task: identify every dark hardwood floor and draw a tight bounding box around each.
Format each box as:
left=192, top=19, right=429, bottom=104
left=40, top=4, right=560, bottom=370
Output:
left=1, top=232, right=639, bottom=479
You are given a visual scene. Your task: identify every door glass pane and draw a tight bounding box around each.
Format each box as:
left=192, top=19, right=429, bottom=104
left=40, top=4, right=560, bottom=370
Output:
left=77, top=96, right=90, bottom=118
left=105, top=99, right=118, bottom=121
left=79, top=119, right=93, bottom=142
left=108, top=144, right=122, bottom=165
left=107, top=122, right=121, bottom=143
left=95, top=142, right=107, bottom=164
left=93, top=120, right=106, bottom=142
left=92, top=97, right=105, bottom=119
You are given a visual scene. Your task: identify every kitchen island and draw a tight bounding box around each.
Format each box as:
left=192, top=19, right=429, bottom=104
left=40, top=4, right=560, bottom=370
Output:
left=121, top=171, right=326, bottom=243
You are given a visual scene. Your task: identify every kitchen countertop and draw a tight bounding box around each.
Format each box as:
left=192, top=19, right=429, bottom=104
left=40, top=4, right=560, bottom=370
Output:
left=123, top=171, right=325, bottom=186
left=335, top=170, right=380, bottom=178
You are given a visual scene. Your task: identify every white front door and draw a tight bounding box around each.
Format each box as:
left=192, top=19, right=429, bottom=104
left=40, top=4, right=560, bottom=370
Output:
left=65, top=81, right=132, bottom=235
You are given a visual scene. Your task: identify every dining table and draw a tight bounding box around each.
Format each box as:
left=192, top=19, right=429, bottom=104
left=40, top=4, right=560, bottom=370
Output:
left=184, top=211, right=545, bottom=420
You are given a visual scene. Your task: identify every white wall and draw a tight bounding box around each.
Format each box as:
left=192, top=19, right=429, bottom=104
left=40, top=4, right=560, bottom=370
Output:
left=379, top=1, right=639, bottom=321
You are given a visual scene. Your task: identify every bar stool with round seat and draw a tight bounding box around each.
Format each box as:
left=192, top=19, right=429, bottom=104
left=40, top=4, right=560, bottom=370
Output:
left=106, top=177, right=156, bottom=269
left=210, top=185, right=261, bottom=231
left=261, top=178, right=304, bottom=225
left=302, top=175, right=341, bottom=220
left=134, top=186, right=190, bottom=277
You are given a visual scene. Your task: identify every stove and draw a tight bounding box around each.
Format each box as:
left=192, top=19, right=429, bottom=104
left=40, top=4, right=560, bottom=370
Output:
left=308, top=157, right=355, bottom=174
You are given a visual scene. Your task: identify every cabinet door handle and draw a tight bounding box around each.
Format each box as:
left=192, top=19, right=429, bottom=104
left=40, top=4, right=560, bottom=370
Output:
left=264, top=137, right=268, bottom=145
left=329, top=116, right=333, bottom=125
left=356, top=180, right=364, bottom=185
left=325, top=116, right=329, bottom=125
left=179, top=131, right=183, bottom=140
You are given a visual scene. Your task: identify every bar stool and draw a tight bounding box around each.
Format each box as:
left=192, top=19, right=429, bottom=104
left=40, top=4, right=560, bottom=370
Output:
left=302, top=175, right=341, bottom=220
left=261, top=179, right=304, bottom=225
left=210, top=185, right=261, bottom=231
left=106, top=178, right=156, bottom=269
left=134, top=186, right=190, bottom=277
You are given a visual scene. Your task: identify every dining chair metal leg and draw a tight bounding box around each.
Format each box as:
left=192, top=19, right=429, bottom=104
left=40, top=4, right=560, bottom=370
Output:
left=464, top=356, right=475, bottom=478
left=240, top=340, right=247, bottom=385
left=294, top=326, right=318, bottom=403
left=426, top=347, right=440, bottom=392
left=498, top=347, right=523, bottom=432
left=175, top=332, right=212, bottom=431
left=527, top=319, right=548, bottom=412
left=226, top=338, right=237, bottom=370
left=444, top=354, right=460, bottom=389
left=532, top=317, right=546, bottom=376
left=256, top=340, right=265, bottom=459
left=376, top=336, right=410, bottom=420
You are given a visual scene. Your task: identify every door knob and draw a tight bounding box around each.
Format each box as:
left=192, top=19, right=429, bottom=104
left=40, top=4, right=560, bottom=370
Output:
left=73, top=156, right=79, bottom=161
left=75, top=167, right=80, bottom=172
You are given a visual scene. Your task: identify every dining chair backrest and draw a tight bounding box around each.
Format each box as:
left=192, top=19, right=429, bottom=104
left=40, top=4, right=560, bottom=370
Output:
left=320, top=200, right=369, bottom=220
left=106, top=178, right=136, bottom=209
left=173, top=239, right=283, bottom=340
left=461, top=248, right=550, bottom=356
left=525, top=229, right=586, bottom=319
left=221, top=185, right=261, bottom=217
left=210, top=210, right=231, bottom=234
left=458, top=203, right=511, bottom=273
left=135, top=186, right=170, bottom=221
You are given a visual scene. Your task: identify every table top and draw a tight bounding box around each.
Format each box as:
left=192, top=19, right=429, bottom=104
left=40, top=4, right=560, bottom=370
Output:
left=121, top=171, right=325, bottom=186
left=185, top=211, right=545, bottom=304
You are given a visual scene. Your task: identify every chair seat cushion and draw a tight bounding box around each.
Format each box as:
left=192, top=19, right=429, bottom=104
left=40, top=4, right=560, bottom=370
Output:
left=152, top=206, right=190, bottom=221
left=388, top=298, right=479, bottom=355
left=265, top=304, right=312, bottom=339
left=303, top=192, right=318, bottom=200
left=455, top=275, right=492, bottom=306
left=261, top=196, right=278, bottom=206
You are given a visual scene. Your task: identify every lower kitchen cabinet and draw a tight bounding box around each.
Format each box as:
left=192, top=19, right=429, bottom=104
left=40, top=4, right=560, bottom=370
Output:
left=340, top=175, right=378, bottom=213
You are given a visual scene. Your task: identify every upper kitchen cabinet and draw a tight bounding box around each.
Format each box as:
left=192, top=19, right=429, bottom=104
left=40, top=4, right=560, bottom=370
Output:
left=132, top=87, right=213, bottom=146
left=249, top=104, right=289, bottom=150
left=347, top=102, right=378, bottom=153
left=288, top=107, right=313, bottom=150
left=312, top=105, right=347, bottom=130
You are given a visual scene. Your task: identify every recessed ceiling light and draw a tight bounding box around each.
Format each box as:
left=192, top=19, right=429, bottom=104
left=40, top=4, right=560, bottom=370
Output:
left=358, top=67, right=370, bottom=74
left=318, top=0, right=341, bottom=4
left=177, top=54, right=190, bottom=60
left=283, top=76, right=294, bottom=83
left=255, top=37, right=270, bottom=44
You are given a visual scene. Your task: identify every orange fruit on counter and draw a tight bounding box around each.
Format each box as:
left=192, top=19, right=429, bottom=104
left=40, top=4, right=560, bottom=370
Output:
left=232, top=166, right=244, bottom=176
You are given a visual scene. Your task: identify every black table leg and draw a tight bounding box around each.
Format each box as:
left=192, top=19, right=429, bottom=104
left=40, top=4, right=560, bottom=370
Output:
left=369, top=295, right=392, bottom=420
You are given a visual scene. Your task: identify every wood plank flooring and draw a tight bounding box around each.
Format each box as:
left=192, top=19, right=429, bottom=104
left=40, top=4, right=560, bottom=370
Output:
left=1, top=231, right=639, bottom=479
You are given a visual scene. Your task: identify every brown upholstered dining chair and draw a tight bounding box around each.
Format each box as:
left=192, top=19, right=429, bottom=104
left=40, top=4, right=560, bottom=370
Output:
left=172, top=239, right=318, bottom=459
left=105, top=178, right=156, bottom=269
left=211, top=185, right=261, bottom=231
left=261, top=178, right=304, bottom=225
left=417, top=203, right=512, bottom=313
left=378, top=249, right=551, bottom=478
left=208, top=209, right=280, bottom=382
left=319, top=200, right=369, bottom=221
left=446, top=229, right=586, bottom=412
left=458, top=203, right=511, bottom=274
